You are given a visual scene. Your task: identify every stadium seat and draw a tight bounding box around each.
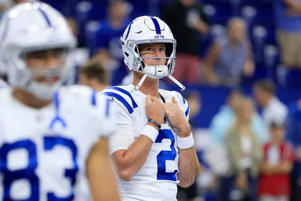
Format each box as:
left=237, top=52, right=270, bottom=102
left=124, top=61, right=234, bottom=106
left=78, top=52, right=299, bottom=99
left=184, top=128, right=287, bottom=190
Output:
left=252, top=25, right=267, bottom=64
left=203, top=3, right=233, bottom=25
left=241, top=5, right=257, bottom=28
left=75, top=1, right=107, bottom=46
left=264, top=44, right=279, bottom=80
left=85, top=20, right=101, bottom=56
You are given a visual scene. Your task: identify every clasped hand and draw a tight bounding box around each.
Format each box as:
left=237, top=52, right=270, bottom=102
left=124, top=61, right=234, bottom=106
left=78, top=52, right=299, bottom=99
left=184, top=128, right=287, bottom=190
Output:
left=145, top=96, right=191, bottom=137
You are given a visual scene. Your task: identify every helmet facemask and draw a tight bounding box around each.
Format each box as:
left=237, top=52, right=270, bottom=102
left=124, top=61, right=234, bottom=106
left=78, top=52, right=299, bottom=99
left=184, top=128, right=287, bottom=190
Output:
left=121, top=16, right=185, bottom=91
left=9, top=47, right=71, bottom=101
left=136, top=42, right=175, bottom=79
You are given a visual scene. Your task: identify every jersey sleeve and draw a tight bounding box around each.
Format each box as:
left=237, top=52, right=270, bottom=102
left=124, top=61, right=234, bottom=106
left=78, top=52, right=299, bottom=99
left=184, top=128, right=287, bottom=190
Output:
left=107, top=99, right=135, bottom=154
left=101, top=86, right=136, bottom=154
left=102, top=86, right=138, bottom=116
left=94, top=93, right=117, bottom=138
left=174, top=91, right=190, bottom=121
left=59, top=85, right=117, bottom=138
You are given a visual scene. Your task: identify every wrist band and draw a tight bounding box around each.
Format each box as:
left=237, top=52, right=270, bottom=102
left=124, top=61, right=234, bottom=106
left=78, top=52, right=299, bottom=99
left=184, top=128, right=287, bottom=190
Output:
left=148, top=118, right=161, bottom=129
left=141, top=124, right=159, bottom=142
left=177, top=133, right=194, bottom=149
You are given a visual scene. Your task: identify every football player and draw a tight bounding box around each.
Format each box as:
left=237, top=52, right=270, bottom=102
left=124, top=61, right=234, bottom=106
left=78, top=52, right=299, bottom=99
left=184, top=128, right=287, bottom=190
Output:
left=0, top=2, right=119, bottom=201
left=103, top=16, right=200, bottom=201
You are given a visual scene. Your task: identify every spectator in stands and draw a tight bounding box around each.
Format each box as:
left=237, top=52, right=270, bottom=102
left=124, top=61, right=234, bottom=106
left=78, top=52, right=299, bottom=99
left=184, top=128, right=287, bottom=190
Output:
left=225, top=96, right=262, bottom=201
left=286, top=99, right=301, bottom=201
left=258, top=121, right=294, bottom=201
left=210, top=89, right=267, bottom=145
left=162, top=0, right=209, bottom=84
left=204, top=17, right=255, bottom=87
left=274, top=0, right=301, bottom=86
left=210, top=90, right=266, bottom=201
left=78, top=60, right=110, bottom=91
left=253, top=79, right=288, bottom=134
left=92, top=0, right=131, bottom=85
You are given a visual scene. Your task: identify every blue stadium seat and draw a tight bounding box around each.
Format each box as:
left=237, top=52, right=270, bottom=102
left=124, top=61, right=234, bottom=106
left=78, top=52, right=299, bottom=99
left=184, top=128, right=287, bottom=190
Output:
left=75, top=1, right=107, bottom=46
left=127, top=0, right=150, bottom=18
left=239, top=0, right=272, bottom=8
left=41, top=0, right=74, bottom=16
left=85, top=20, right=101, bottom=56
left=264, top=44, right=279, bottom=80
left=203, top=3, right=234, bottom=25
left=252, top=25, right=268, bottom=64
left=241, top=6, right=257, bottom=29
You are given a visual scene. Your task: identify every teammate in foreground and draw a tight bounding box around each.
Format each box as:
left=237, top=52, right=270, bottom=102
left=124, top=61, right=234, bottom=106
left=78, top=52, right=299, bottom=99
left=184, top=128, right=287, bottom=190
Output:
left=103, top=16, right=200, bottom=201
left=0, top=3, right=119, bottom=201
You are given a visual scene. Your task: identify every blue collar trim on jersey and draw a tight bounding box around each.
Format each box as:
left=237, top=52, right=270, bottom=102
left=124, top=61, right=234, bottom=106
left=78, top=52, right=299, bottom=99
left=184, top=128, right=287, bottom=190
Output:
left=106, top=86, right=137, bottom=108
left=49, top=91, right=67, bottom=130
left=103, top=91, right=134, bottom=114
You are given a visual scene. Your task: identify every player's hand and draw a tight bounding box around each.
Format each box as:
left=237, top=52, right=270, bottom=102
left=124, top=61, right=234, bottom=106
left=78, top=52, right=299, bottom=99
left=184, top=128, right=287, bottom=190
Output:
left=164, top=97, right=191, bottom=137
left=145, top=95, right=165, bottom=125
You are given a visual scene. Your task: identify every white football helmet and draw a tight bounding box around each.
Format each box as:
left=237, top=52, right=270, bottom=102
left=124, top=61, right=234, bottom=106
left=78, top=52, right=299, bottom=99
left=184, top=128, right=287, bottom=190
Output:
left=0, top=2, right=76, bottom=100
left=121, top=16, right=185, bottom=90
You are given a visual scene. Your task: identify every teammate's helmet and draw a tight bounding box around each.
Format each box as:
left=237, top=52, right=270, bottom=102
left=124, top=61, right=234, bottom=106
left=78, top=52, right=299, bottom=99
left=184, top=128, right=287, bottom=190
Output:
left=0, top=2, right=76, bottom=100
left=120, top=16, right=176, bottom=79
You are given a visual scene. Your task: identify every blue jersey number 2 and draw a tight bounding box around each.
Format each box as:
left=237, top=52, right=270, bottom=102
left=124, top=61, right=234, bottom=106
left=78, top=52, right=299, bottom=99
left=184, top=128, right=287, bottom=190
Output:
left=0, top=136, right=79, bottom=201
left=155, top=129, right=177, bottom=181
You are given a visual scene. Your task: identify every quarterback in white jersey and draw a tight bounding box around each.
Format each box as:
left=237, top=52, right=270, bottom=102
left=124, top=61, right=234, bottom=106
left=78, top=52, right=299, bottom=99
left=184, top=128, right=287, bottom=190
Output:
left=103, top=16, right=200, bottom=201
left=0, top=2, right=119, bottom=201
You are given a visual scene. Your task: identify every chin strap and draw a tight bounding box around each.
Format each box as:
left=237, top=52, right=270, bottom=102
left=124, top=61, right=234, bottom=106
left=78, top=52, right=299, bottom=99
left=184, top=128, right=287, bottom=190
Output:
left=134, top=74, right=185, bottom=91
left=168, top=75, right=186, bottom=91
left=134, top=74, right=148, bottom=90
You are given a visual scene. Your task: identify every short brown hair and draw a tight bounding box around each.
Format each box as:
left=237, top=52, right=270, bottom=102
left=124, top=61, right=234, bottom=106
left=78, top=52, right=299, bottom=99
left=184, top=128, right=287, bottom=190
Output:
left=79, top=61, right=110, bottom=84
left=254, top=79, right=275, bottom=95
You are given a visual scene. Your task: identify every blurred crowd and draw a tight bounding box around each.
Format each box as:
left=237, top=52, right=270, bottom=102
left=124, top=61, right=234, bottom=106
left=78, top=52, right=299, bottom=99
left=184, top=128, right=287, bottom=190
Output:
left=1, top=0, right=301, bottom=88
left=1, top=0, right=301, bottom=201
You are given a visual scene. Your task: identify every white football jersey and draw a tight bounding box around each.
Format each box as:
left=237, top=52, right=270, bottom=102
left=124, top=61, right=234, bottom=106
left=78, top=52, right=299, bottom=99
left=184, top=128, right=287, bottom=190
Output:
left=0, top=85, right=115, bottom=201
left=103, top=84, right=190, bottom=201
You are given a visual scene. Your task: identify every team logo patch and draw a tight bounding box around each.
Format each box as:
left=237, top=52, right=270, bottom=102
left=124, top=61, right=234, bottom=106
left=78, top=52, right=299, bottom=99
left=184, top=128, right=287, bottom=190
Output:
left=154, top=34, right=164, bottom=39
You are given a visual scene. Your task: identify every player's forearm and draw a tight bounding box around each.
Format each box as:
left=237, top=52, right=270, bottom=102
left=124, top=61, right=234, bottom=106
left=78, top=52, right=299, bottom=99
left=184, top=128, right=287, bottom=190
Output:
left=113, top=136, right=153, bottom=181
left=177, top=147, right=200, bottom=188
left=87, top=138, right=120, bottom=201
left=89, top=160, right=120, bottom=201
